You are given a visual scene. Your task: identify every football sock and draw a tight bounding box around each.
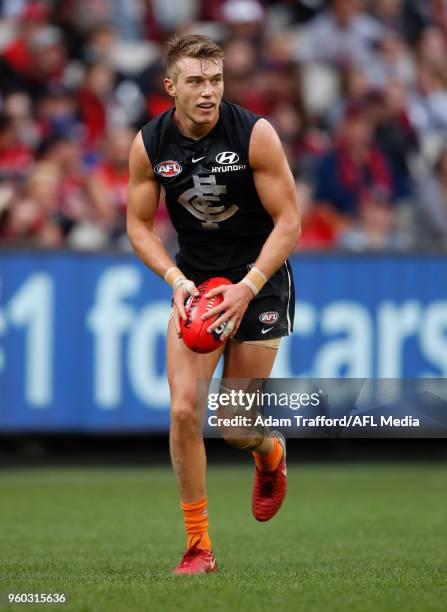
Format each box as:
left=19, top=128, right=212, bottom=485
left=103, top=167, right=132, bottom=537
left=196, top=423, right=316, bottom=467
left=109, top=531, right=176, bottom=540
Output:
left=253, top=437, right=283, bottom=472
left=181, top=497, right=212, bottom=551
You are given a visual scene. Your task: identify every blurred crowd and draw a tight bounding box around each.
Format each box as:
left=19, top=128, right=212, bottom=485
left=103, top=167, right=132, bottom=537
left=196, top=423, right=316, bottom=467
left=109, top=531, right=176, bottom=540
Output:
left=1, top=0, right=447, bottom=252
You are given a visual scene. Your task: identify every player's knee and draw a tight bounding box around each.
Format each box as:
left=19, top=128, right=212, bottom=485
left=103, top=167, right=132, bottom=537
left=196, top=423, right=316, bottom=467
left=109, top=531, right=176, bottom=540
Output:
left=170, top=388, right=199, bottom=430
left=171, top=403, right=196, bottom=429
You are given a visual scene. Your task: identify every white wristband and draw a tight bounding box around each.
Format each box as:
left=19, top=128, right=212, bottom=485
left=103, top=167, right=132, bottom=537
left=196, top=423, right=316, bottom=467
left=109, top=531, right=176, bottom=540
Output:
left=251, top=266, right=268, bottom=282
left=164, top=266, right=178, bottom=282
left=172, top=276, right=187, bottom=292
left=241, top=277, right=259, bottom=296
left=164, top=266, right=185, bottom=288
left=173, top=277, right=196, bottom=295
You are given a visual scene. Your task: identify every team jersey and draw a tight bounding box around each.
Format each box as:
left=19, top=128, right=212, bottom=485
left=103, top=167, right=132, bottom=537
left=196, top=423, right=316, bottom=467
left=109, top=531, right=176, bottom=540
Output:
left=141, top=100, right=274, bottom=272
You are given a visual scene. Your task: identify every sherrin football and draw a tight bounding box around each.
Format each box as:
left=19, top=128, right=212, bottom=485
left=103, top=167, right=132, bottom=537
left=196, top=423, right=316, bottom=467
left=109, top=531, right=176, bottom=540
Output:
left=181, top=277, right=232, bottom=353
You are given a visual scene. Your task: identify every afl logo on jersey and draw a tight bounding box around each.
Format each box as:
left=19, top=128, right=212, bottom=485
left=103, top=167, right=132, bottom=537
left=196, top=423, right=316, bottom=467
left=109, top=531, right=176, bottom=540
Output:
left=259, top=311, right=279, bottom=325
left=154, top=160, right=182, bottom=177
left=216, top=151, right=240, bottom=165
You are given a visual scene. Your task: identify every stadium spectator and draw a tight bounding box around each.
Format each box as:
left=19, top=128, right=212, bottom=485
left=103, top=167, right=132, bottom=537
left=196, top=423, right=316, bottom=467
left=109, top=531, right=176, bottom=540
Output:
left=372, top=0, right=406, bottom=33
left=2, top=161, right=64, bottom=247
left=222, top=0, right=265, bottom=40
left=77, top=62, right=117, bottom=146
left=145, top=0, right=199, bottom=33
left=338, top=186, right=408, bottom=250
left=0, top=1, right=50, bottom=94
left=416, top=26, right=447, bottom=69
left=220, top=37, right=263, bottom=112
left=199, top=0, right=226, bottom=22
left=407, top=59, right=447, bottom=139
left=51, top=0, right=86, bottom=61
left=82, top=22, right=118, bottom=64
left=314, top=103, right=393, bottom=217
left=295, top=180, right=338, bottom=250
left=108, top=0, right=145, bottom=42
left=327, top=64, right=372, bottom=128
left=0, top=113, right=34, bottom=184
left=298, top=0, right=383, bottom=67
left=366, top=82, right=419, bottom=199
left=366, top=29, right=415, bottom=88
left=36, top=86, right=84, bottom=142
left=3, top=24, right=69, bottom=99
left=138, top=61, right=173, bottom=120
left=412, top=147, right=447, bottom=249
left=425, top=0, right=447, bottom=34
left=4, top=91, right=40, bottom=149
left=269, top=100, right=327, bottom=178
left=39, top=136, right=93, bottom=237
left=269, top=0, right=324, bottom=25
left=87, top=126, right=135, bottom=244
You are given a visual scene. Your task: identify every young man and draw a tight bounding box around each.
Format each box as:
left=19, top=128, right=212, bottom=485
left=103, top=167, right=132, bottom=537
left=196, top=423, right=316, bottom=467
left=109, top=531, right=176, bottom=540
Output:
left=127, top=34, right=300, bottom=575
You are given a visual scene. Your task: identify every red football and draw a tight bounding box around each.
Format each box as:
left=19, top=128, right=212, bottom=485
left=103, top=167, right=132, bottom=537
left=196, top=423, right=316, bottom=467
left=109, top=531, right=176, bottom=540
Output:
left=181, top=277, right=232, bottom=353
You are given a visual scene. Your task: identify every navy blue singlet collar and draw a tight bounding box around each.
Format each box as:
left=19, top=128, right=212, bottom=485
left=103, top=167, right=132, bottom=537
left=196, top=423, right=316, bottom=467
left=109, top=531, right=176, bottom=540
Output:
left=169, top=105, right=222, bottom=144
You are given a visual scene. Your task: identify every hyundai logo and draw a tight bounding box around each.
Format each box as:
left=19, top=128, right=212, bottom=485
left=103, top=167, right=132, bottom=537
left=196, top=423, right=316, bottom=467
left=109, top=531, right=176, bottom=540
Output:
left=216, top=151, right=240, bottom=165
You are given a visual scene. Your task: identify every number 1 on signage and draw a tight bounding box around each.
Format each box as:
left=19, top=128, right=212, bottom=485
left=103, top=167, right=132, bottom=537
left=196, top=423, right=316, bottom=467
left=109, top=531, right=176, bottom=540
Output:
left=7, top=274, right=53, bottom=407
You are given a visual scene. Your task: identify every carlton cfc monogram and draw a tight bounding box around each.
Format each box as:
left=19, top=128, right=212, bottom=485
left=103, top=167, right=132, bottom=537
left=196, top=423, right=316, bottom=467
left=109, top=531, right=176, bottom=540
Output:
left=178, top=175, right=239, bottom=229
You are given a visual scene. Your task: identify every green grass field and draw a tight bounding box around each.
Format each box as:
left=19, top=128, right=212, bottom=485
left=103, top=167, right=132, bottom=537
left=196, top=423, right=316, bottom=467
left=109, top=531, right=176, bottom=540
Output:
left=0, top=464, right=446, bottom=612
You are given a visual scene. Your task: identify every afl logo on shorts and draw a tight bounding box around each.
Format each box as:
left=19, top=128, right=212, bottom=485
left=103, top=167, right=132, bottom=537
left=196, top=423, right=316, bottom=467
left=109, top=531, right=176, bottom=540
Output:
left=154, top=160, right=182, bottom=177
left=216, top=151, right=240, bottom=165
left=259, top=311, right=279, bottom=325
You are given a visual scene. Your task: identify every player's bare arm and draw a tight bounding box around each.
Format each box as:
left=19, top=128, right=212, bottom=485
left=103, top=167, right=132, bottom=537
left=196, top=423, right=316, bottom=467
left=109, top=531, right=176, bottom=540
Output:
left=127, top=132, right=199, bottom=334
left=203, top=119, right=301, bottom=335
left=127, top=132, right=168, bottom=273
left=249, top=118, right=301, bottom=274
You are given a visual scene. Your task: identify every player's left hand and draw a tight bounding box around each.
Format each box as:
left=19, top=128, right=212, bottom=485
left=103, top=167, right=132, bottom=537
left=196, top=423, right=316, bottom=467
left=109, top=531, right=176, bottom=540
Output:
left=202, top=282, right=254, bottom=340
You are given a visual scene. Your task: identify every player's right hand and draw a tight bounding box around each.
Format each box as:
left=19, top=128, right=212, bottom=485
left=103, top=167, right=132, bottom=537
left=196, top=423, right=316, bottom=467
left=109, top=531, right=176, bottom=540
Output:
left=172, top=277, right=199, bottom=337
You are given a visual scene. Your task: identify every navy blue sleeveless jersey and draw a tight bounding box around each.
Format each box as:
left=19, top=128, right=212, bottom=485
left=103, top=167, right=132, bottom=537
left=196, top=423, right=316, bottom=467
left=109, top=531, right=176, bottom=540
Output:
left=141, top=100, right=273, bottom=272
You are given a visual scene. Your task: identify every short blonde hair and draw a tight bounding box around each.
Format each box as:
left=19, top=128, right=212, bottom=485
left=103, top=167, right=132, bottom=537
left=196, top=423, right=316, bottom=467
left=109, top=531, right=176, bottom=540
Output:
left=166, top=34, right=224, bottom=81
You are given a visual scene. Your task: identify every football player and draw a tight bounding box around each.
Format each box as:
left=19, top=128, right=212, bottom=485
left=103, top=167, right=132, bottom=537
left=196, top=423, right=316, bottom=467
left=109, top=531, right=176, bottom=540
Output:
left=127, top=34, right=300, bottom=574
